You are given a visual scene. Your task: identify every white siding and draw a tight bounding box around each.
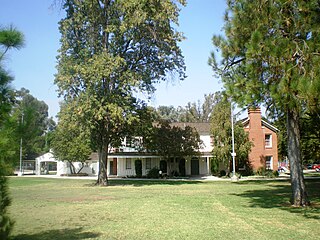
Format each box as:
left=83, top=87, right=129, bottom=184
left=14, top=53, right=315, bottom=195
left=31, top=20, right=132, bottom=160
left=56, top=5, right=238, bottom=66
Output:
left=200, top=135, right=213, bottom=152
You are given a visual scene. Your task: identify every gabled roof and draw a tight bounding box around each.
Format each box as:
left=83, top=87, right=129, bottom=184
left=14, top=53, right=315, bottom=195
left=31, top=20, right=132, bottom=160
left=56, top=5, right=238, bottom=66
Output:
left=241, top=117, right=279, bottom=132
left=170, top=122, right=211, bottom=135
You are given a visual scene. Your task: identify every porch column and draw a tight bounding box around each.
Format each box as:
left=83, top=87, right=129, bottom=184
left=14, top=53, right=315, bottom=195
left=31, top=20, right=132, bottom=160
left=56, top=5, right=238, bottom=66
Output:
left=206, top=157, right=210, bottom=175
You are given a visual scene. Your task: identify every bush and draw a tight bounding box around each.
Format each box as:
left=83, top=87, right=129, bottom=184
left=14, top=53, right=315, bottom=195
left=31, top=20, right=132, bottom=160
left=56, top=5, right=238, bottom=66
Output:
left=219, top=170, right=227, bottom=177
left=0, top=165, right=14, bottom=239
left=255, top=166, right=266, bottom=176
left=135, top=160, right=142, bottom=177
left=146, top=167, right=160, bottom=178
left=210, top=158, right=220, bottom=176
left=255, top=167, right=279, bottom=178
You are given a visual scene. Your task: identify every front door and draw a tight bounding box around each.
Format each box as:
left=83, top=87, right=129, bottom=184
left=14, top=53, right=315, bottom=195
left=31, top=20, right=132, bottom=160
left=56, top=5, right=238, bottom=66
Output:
left=191, top=158, right=199, bottom=175
left=110, top=158, right=117, bottom=175
left=179, top=158, right=186, bottom=176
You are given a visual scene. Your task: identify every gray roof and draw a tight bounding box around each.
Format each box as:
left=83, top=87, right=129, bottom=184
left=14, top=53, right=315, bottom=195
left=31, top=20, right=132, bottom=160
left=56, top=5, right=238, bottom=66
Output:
left=170, top=122, right=211, bottom=135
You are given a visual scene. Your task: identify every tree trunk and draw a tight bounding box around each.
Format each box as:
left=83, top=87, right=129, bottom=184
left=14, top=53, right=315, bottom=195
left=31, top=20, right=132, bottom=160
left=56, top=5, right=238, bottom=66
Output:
left=287, top=108, right=309, bottom=206
left=97, top=146, right=108, bottom=186
left=76, top=162, right=84, bottom=174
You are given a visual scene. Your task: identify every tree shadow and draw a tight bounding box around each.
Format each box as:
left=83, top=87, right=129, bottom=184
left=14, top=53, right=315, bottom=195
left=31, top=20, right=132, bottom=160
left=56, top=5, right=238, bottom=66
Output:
left=13, top=227, right=101, bottom=240
left=107, top=179, right=203, bottom=187
left=232, top=179, right=320, bottom=220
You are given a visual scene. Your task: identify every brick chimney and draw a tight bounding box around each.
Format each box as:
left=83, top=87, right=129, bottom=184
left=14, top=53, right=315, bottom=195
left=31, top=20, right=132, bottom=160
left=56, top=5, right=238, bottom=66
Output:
left=248, top=108, right=262, bottom=130
left=247, top=108, right=264, bottom=170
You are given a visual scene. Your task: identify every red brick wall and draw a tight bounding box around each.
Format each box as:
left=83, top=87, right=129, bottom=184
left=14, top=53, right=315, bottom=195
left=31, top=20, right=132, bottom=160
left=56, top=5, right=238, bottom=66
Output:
left=244, top=108, right=278, bottom=171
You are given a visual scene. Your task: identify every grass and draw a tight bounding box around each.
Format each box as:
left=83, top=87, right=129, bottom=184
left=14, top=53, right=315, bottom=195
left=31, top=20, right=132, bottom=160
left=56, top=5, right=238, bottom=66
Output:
left=8, top=177, right=320, bottom=240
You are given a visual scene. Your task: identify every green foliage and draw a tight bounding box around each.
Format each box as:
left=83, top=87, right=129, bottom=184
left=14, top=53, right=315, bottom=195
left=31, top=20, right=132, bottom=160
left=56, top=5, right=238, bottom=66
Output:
left=255, top=167, right=279, bottom=178
left=219, top=170, right=226, bottom=177
left=155, top=93, right=219, bottom=123
left=210, top=157, right=220, bottom=175
left=144, top=121, right=202, bottom=161
left=146, top=167, right=160, bottom=179
left=210, top=0, right=315, bottom=206
left=210, top=92, right=252, bottom=173
left=0, top=24, right=24, bottom=240
left=12, top=88, right=55, bottom=160
left=0, top=164, right=14, bottom=239
left=55, top=0, right=186, bottom=185
left=51, top=101, right=92, bottom=174
left=144, top=121, right=202, bottom=176
left=134, top=160, right=142, bottom=177
left=300, top=110, right=320, bottom=164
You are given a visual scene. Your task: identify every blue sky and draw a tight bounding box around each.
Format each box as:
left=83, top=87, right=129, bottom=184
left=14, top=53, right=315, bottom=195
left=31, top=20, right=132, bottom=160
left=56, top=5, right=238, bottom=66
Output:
left=0, top=0, right=227, bottom=119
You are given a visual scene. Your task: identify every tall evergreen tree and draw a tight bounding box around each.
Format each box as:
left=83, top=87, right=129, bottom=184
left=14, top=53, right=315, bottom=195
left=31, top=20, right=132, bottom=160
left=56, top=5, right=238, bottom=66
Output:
left=0, top=25, right=24, bottom=240
left=209, top=0, right=320, bottom=206
left=55, top=0, right=186, bottom=185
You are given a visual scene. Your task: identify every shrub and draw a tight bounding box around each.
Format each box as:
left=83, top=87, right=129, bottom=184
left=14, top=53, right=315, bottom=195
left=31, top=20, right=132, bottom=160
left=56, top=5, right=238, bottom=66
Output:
left=0, top=165, right=14, bottom=239
left=255, top=166, right=266, bottom=176
left=135, top=160, right=142, bottom=177
left=210, top=158, right=220, bottom=176
left=255, top=167, right=279, bottom=178
left=219, top=170, right=227, bottom=177
left=146, top=167, right=160, bottom=178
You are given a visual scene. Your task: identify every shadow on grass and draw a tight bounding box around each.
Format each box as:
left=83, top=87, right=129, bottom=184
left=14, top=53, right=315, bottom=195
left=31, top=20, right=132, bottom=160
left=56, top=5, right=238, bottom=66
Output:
left=233, top=179, right=320, bottom=220
left=107, top=179, right=203, bottom=187
left=13, top=227, right=101, bottom=240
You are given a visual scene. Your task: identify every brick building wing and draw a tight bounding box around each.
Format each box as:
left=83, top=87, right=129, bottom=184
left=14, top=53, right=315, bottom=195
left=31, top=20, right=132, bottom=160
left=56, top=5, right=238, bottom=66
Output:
left=242, top=108, right=279, bottom=171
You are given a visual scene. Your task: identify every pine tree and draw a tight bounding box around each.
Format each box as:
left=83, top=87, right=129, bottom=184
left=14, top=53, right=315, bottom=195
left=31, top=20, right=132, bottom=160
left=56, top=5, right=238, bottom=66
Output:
left=210, top=0, right=320, bottom=206
left=0, top=25, right=24, bottom=240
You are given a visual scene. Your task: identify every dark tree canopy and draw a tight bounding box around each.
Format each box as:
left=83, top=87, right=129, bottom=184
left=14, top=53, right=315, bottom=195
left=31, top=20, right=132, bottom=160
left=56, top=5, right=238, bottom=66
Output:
left=143, top=120, right=203, bottom=176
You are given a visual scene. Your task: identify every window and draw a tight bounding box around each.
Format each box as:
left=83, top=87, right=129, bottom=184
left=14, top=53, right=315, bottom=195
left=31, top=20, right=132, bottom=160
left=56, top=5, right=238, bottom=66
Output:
left=146, top=158, right=151, bottom=170
left=125, top=137, right=132, bottom=147
left=126, top=158, right=132, bottom=169
left=265, top=134, right=272, bottom=148
left=265, top=156, right=273, bottom=170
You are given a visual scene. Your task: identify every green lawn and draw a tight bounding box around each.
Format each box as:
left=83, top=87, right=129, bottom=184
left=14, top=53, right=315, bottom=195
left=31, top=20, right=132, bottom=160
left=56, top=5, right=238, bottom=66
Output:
left=8, top=177, right=320, bottom=240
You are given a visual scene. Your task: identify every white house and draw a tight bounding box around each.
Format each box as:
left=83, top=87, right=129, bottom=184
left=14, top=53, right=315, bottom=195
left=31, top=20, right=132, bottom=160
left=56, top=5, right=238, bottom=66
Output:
left=35, top=151, right=99, bottom=176
left=35, top=123, right=213, bottom=177
left=105, top=122, right=213, bottom=177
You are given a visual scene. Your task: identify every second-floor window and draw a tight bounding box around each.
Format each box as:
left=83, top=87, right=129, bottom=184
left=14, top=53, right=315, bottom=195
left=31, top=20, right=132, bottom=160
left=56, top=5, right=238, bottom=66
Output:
left=265, top=134, right=272, bottom=148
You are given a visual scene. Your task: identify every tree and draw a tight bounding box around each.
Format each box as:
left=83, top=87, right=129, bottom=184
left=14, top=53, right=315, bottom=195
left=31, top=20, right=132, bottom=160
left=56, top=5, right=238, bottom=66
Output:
left=12, top=88, right=55, bottom=160
left=209, top=0, right=320, bottom=206
left=55, top=0, right=186, bottom=185
left=0, top=25, right=24, bottom=124
left=210, top=92, right=252, bottom=176
left=300, top=110, right=320, bottom=165
left=51, top=101, right=92, bottom=174
left=184, top=93, right=216, bottom=122
left=0, top=25, right=24, bottom=240
left=144, top=120, right=203, bottom=176
left=155, top=105, right=184, bottom=122
left=155, top=93, right=218, bottom=123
